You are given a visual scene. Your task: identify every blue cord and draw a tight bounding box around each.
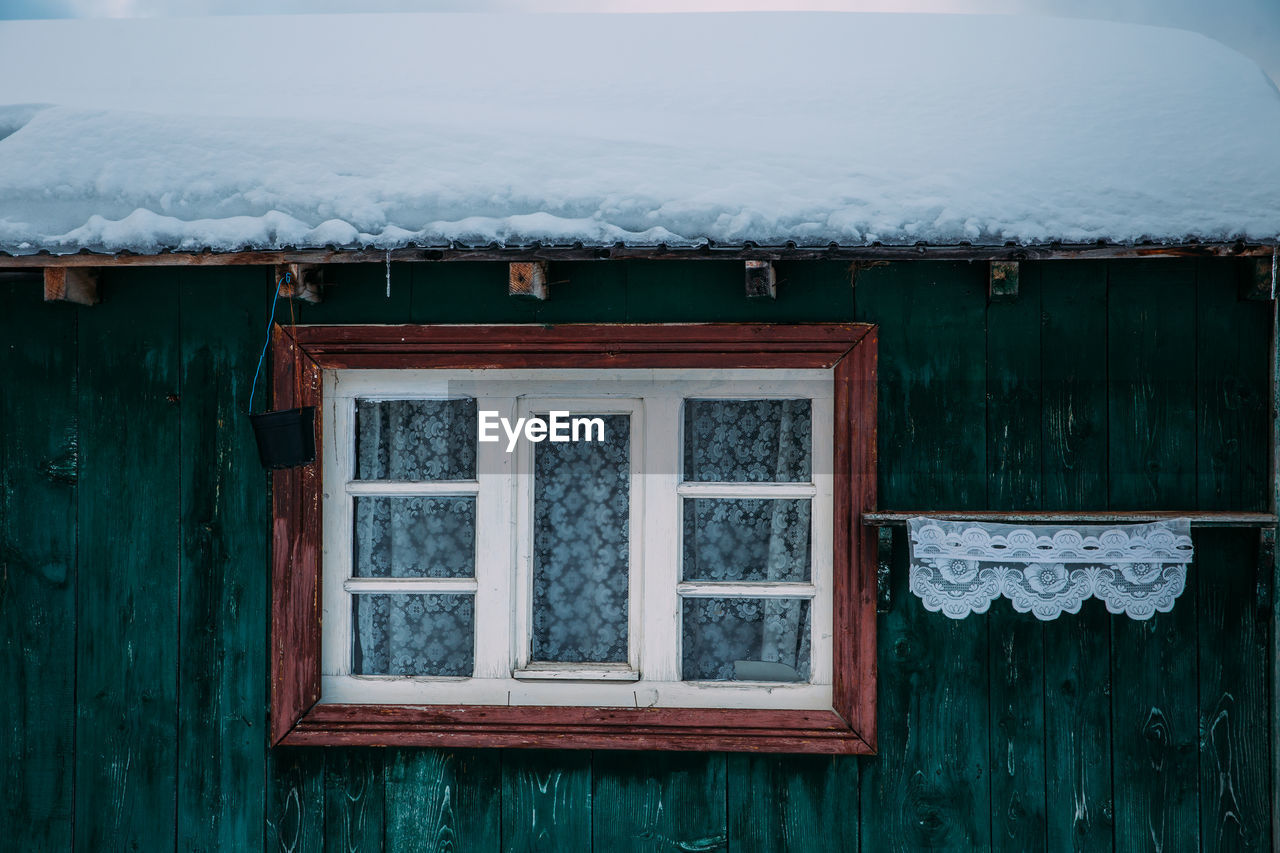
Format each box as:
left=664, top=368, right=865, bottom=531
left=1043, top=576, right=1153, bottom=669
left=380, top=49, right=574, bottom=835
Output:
left=248, top=273, right=288, bottom=414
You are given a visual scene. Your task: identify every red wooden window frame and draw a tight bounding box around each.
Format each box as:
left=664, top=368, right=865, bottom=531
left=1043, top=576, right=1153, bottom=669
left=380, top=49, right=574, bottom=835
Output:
left=270, top=323, right=878, bottom=753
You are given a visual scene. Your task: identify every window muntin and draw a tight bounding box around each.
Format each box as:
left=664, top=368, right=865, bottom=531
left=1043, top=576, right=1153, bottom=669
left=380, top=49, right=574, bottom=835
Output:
left=320, top=369, right=834, bottom=710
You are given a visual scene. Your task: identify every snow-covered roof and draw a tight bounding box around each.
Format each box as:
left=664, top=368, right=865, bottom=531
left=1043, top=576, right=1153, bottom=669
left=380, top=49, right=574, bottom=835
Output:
left=1, top=12, right=1278, bottom=257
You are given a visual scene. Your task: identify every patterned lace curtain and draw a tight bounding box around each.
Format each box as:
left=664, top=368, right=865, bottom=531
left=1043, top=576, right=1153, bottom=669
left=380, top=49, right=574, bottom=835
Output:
left=681, top=400, right=812, bottom=681
left=907, top=518, right=1194, bottom=620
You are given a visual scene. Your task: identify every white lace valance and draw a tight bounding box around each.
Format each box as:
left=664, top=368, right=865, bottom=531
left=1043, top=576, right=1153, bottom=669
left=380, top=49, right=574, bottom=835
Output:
left=907, top=518, right=1194, bottom=620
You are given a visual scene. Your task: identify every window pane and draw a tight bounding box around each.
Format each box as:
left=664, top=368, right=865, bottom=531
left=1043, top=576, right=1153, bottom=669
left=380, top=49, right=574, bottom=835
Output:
left=356, top=399, right=476, bottom=480
left=531, top=413, right=629, bottom=663
left=683, top=498, right=811, bottom=582
left=682, top=597, right=811, bottom=682
left=683, top=399, right=811, bottom=482
left=353, top=496, right=475, bottom=578
left=352, top=593, right=474, bottom=677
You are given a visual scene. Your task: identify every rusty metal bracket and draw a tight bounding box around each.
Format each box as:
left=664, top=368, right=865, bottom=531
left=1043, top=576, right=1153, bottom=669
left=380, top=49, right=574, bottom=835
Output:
left=877, top=526, right=894, bottom=613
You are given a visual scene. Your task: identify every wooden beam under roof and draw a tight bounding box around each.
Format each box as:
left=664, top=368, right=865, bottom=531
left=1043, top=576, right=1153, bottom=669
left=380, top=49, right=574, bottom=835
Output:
left=0, top=240, right=1274, bottom=269
left=43, top=267, right=99, bottom=305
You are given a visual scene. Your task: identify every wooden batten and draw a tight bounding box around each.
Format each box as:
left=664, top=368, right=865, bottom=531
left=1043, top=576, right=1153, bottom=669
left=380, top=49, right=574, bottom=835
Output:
left=43, top=267, right=100, bottom=305
left=508, top=261, right=549, bottom=299
left=276, top=263, right=324, bottom=303
left=988, top=261, right=1019, bottom=302
left=745, top=260, right=776, bottom=299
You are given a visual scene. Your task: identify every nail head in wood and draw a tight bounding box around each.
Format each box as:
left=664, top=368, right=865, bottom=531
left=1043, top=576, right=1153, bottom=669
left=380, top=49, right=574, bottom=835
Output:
left=745, top=260, right=776, bottom=299
left=276, top=263, right=324, bottom=303
left=988, top=261, right=1019, bottom=302
left=509, top=261, right=549, bottom=300
left=43, top=267, right=100, bottom=305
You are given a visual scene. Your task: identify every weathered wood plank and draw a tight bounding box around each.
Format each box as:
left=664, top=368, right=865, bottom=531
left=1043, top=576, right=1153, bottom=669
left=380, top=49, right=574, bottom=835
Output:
left=501, top=749, right=592, bottom=853
left=74, top=268, right=181, bottom=850
left=383, top=749, right=501, bottom=853
left=856, top=262, right=991, bottom=851
left=1040, top=261, right=1115, bottom=853
left=1194, top=260, right=1272, bottom=852
left=266, top=748, right=326, bottom=853
left=0, top=281, right=78, bottom=849
left=176, top=269, right=271, bottom=851
left=1107, top=259, right=1201, bottom=852
left=592, top=752, right=727, bottom=852
left=726, top=754, right=859, bottom=853
left=324, top=749, right=385, bottom=853
left=0, top=240, right=1273, bottom=270
left=986, top=262, right=1047, bottom=852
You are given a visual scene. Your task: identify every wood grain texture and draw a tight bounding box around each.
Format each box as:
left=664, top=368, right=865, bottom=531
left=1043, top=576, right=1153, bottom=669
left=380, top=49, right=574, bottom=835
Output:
left=1040, top=261, right=1115, bottom=853
left=176, top=268, right=270, bottom=851
left=324, top=749, right=385, bottom=853
left=266, top=748, right=326, bottom=853
left=592, top=751, right=728, bottom=852
left=985, top=262, right=1048, bottom=852
left=727, top=754, right=859, bottom=853
left=1194, top=261, right=1273, bottom=852
left=1107, top=260, right=1201, bottom=852
left=74, top=268, right=181, bottom=851
left=856, top=262, right=992, bottom=851
left=0, top=281, right=78, bottom=849
left=270, top=323, right=323, bottom=745
left=501, top=750, right=592, bottom=853
left=384, top=749, right=501, bottom=853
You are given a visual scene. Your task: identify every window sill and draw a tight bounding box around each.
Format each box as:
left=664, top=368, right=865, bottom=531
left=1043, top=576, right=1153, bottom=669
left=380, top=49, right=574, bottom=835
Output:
left=280, top=703, right=874, bottom=754
left=512, top=664, right=641, bottom=682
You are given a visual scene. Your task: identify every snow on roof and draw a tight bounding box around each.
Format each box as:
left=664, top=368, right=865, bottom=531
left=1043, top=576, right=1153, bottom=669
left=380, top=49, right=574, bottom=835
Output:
left=0, top=12, right=1278, bottom=256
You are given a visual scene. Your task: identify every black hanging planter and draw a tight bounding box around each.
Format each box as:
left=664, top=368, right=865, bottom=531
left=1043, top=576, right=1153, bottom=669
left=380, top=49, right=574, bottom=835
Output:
left=250, top=406, right=316, bottom=470
left=247, top=272, right=316, bottom=471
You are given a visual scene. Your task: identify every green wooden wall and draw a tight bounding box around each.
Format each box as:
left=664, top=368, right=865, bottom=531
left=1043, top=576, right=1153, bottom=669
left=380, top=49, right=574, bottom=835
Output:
left=1, top=258, right=1273, bottom=851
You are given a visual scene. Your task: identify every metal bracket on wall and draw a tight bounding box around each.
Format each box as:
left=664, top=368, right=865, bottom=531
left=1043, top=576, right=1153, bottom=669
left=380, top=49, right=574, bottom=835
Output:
left=877, top=526, right=894, bottom=613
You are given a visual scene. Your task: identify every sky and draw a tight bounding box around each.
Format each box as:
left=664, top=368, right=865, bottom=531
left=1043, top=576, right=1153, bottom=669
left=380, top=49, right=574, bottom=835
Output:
left=1, top=0, right=1277, bottom=85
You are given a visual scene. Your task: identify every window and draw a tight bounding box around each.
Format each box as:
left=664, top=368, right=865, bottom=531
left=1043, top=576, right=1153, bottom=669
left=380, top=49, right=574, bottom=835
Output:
left=271, top=323, right=878, bottom=753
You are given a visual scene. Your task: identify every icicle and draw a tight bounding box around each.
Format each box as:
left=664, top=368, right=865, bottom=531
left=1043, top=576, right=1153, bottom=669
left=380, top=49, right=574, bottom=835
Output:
left=386, top=249, right=392, bottom=298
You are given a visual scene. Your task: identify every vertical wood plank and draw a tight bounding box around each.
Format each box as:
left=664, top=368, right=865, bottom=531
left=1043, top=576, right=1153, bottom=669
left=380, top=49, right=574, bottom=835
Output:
left=1194, top=260, right=1272, bottom=852
left=177, top=269, right=270, bottom=851
left=325, top=749, right=386, bottom=853
left=726, top=754, right=859, bottom=853
left=266, top=748, right=326, bottom=853
left=1107, top=259, right=1201, bottom=853
left=384, top=749, right=501, bottom=853
left=1040, top=261, right=1115, bottom=852
left=592, top=752, right=727, bottom=853
left=0, top=282, right=78, bottom=849
left=986, top=263, right=1048, bottom=852
left=501, top=750, right=592, bottom=853
left=74, top=268, right=181, bottom=851
left=855, top=262, right=991, bottom=851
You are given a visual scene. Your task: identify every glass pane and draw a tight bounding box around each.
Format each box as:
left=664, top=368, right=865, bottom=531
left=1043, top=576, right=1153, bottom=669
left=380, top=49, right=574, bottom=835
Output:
left=683, top=399, right=811, bottom=482
left=356, top=398, right=476, bottom=480
left=352, top=593, right=474, bottom=676
left=682, top=597, right=810, bottom=682
left=683, top=498, right=811, bottom=582
left=353, top=496, right=475, bottom=578
left=531, top=413, right=630, bottom=663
